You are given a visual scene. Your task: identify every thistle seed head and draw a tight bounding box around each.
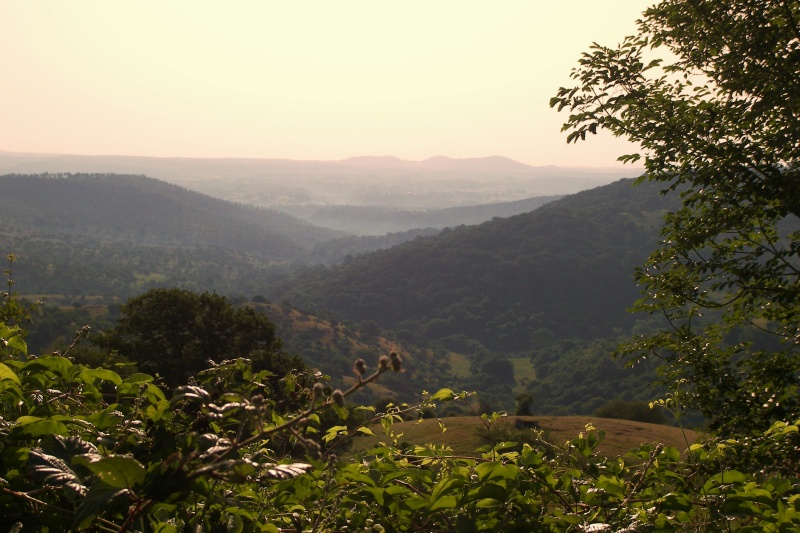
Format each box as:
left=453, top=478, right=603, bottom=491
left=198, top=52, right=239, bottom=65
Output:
left=312, top=382, right=326, bottom=401
left=331, top=389, right=345, bottom=407
left=353, top=358, right=367, bottom=376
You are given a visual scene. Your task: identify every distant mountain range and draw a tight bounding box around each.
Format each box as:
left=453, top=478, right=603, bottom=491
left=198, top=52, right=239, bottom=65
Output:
left=0, top=151, right=642, bottom=212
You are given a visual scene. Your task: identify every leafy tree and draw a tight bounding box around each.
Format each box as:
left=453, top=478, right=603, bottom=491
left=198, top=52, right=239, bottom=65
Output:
left=551, top=0, right=800, bottom=435
left=94, top=288, right=301, bottom=389
left=515, top=392, right=533, bottom=416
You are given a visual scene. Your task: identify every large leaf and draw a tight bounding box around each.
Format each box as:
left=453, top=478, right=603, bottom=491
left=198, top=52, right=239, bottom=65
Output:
left=74, top=454, right=146, bottom=489
left=428, top=475, right=465, bottom=511
left=428, top=388, right=456, bottom=402
left=79, top=367, right=122, bottom=386
left=21, top=355, right=73, bottom=376
left=28, top=448, right=86, bottom=496
left=72, top=482, right=132, bottom=530
left=86, top=408, right=125, bottom=431
left=11, top=418, right=70, bottom=438
left=0, top=362, right=21, bottom=385
left=41, top=434, right=98, bottom=461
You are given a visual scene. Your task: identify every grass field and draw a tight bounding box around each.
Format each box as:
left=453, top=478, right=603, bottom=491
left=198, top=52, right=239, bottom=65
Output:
left=509, top=357, right=536, bottom=393
left=348, top=415, right=702, bottom=459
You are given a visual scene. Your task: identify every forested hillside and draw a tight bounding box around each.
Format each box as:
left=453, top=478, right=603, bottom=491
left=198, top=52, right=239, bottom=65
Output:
left=271, top=178, right=674, bottom=353
left=4, top=173, right=678, bottom=414
left=0, top=173, right=567, bottom=296
left=1, top=173, right=341, bottom=256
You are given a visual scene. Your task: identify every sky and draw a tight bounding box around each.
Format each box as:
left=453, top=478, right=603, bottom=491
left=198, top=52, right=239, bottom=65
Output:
left=1, top=1, right=648, bottom=168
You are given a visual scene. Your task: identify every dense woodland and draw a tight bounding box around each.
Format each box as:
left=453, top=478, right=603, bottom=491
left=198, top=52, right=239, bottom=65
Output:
left=272, top=178, right=673, bottom=349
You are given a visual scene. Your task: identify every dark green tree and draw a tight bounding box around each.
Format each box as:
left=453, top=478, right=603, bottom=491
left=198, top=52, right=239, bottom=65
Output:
left=593, top=399, right=668, bottom=425
left=551, top=0, right=800, bottom=435
left=515, top=392, right=533, bottom=416
left=94, top=288, right=303, bottom=388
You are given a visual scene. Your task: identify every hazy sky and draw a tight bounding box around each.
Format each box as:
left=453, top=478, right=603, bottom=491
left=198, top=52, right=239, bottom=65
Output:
left=1, top=1, right=647, bottom=167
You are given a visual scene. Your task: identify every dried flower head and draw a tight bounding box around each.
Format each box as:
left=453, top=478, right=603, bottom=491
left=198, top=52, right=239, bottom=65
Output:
left=331, top=389, right=345, bottom=407
left=378, top=355, right=391, bottom=370
left=389, top=351, right=402, bottom=372
left=312, top=382, right=326, bottom=402
left=353, top=358, right=367, bottom=376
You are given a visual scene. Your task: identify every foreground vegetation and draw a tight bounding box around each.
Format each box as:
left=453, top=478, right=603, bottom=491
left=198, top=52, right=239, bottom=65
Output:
left=1, top=264, right=798, bottom=530
left=1, top=323, right=798, bottom=531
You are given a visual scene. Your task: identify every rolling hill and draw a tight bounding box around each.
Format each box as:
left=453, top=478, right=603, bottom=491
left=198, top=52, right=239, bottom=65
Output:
left=264, top=177, right=680, bottom=414
left=1, top=172, right=564, bottom=295
left=0, top=173, right=342, bottom=257
left=348, top=415, right=700, bottom=459
left=3, top=172, right=681, bottom=416
left=269, top=177, right=678, bottom=352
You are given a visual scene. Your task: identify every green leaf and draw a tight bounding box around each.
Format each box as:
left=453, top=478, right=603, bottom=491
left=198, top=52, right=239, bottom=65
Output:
left=429, top=494, right=459, bottom=511
left=356, top=427, right=375, bottom=436
left=323, top=425, right=348, bottom=444
left=72, top=482, right=132, bottom=529
left=704, top=470, right=748, bottom=492
left=596, top=475, right=625, bottom=497
left=428, top=388, right=455, bottom=402
left=0, top=362, right=20, bottom=385
left=659, top=492, right=693, bottom=512
left=21, top=355, right=73, bottom=376
left=75, top=455, right=146, bottom=489
left=466, top=483, right=508, bottom=503
left=123, top=372, right=154, bottom=383
left=341, top=470, right=376, bottom=487
left=87, top=408, right=125, bottom=430
left=475, top=462, right=518, bottom=482
left=11, top=418, right=70, bottom=439
left=429, top=475, right=465, bottom=510
left=144, top=400, right=171, bottom=422
left=79, top=367, right=122, bottom=386
left=226, top=513, right=244, bottom=533
left=402, top=497, right=430, bottom=511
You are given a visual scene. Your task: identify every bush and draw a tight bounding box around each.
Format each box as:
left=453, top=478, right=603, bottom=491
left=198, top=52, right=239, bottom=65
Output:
left=593, top=399, right=668, bottom=425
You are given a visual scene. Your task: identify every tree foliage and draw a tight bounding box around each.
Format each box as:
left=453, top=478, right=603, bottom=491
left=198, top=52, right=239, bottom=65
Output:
left=551, top=0, right=800, bottom=435
left=94, top=288, right=300, bottom=389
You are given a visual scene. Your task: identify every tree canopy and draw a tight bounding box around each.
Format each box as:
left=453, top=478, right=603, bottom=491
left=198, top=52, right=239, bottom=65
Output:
left=94, top=288, right=299, bottom=389
left=551, top=0, right=800, bottom=435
